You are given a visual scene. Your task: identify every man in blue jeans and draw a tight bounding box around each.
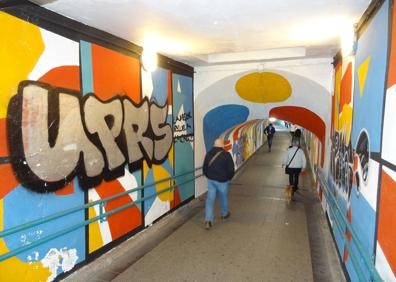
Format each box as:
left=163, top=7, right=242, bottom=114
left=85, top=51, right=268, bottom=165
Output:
left=203, top=138, right=235, bottom=230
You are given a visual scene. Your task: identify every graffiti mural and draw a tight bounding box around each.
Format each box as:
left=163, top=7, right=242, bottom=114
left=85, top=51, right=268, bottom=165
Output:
left=0, top=7, right=194, bottom=282
left=376, top=0, right=396, bottom=280
left=304, top=0, right=392, bottom=280
left=7, top=81, right=172, bottom=192
left=223, top=120, right=266, bottom=170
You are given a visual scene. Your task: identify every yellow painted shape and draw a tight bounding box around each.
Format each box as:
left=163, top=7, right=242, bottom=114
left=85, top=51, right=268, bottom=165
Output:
left=337, top=104, right=353, bottom=145
left=333, top=66, right=342, bottom=130
left=235, top=72, right=292, bottom=103
left=0, top=12, right=44, bottom=118
left=143, top=161, right=149, bottom=180
left=0, top=199, right=51, bottom=282
left=88, top=204, right=104, bottom=254
left=357, top=56, right=371, bottom=97
left=153, top=164, right=174, bottom=202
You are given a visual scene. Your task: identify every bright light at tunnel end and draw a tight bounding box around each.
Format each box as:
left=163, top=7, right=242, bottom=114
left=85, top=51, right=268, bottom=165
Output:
left=269, top=117, right=277, bottom=122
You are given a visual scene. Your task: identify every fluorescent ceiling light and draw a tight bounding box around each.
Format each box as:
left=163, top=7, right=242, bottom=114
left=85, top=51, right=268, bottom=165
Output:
left=207, top=47, right=306, bottom=63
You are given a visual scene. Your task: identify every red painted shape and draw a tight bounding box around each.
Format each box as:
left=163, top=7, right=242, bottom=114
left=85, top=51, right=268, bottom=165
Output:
left=344, top=248, right=349, bottom=262
left=344, top=207, right=352, bottom=262
left=0, top=164, right=19, bottom=199
left=269, top=106, right=326, bottom=167
left=224, top=140, right=232, bottom=152
left=55, top=181, right=74, bottom=196
left=94, top=179, right=142, bottom=240
left=319, top=186, right=323, bottom=201
left=377, top=169, right=396, bottom=274
left=387, top=3, right=396, bottom=88
left=340, top=63, right=352, bottom=110
left=39, top=66, right=80, bottom=91
left=0, top=118, right=8, bottom=157
left=170, top=187, right=181, bottom=209
left=91, top=44, right=140, bottom=102
left=232, top=125, right=244, bottom=141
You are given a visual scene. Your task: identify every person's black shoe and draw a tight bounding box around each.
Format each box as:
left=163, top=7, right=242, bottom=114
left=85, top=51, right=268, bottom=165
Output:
left=221, top=212, right=231, bottom=221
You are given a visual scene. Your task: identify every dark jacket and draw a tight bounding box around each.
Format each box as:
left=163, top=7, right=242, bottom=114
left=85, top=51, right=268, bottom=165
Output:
left=203, top=147, right=235, bottom=182
left=264, top=125, right=275, bottom=137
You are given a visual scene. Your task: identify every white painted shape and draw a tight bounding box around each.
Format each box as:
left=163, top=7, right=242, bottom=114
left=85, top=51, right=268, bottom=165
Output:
left=41, top=248, right=60, bottom=282
left=141, top=67, right=153, bottom=99
left=358, top=159, right=380, bottom=211
left=41, top=247, right=79, bottom=281
left=145, top=196, right=170, bottom=226
left=376, top=242, right=396, bottom=282
left=177, top=79, right=181, bottom=93
left=29, top=29, right=79, bottom=80
left=195, top=173, right=208, bottom=197
left=60, top=248, right=79, bottom=272
left=88, top=189, right=112, bottom=245
left=383, top=165, right=396, bottom=181
left=382, top=85, right=396, bottom=166
left=117, top=168, right=139, bottom=202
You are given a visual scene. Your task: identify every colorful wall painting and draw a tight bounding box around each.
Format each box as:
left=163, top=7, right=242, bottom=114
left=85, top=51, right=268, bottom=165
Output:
left=0, top=6, right=194, bottom=282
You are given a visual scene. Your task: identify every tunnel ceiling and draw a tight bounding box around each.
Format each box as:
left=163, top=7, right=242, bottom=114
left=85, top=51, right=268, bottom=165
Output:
left=30, top=0, right=370, bottom=66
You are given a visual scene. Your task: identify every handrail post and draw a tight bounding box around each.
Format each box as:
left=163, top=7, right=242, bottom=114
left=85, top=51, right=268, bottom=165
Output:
left=99, top=202, right=107, bottom=223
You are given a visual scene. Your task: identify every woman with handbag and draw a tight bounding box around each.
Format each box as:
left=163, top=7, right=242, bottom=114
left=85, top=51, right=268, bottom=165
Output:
left=283, top=138, right=306, bottom=196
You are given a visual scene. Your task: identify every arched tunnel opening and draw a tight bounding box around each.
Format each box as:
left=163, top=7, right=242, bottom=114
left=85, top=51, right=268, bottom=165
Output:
left=0, top=0, right=394, bottom=281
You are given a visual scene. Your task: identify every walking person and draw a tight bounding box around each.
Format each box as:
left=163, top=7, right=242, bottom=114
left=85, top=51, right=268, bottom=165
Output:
left=264, top=123, right=276, bottom=152
left=292, top=128, right=302, bottom=146
left=203, top=138, right=235, bottom=230
left=283, top=138, right=306, bottom=196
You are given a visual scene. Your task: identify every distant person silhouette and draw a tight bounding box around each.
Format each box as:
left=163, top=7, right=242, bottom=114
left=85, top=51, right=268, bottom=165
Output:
left=264, top=123, right=276, bottom=152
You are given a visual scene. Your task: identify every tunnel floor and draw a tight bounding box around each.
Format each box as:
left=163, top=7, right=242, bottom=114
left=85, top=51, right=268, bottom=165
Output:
left=101, top=132, right=345, bottom=282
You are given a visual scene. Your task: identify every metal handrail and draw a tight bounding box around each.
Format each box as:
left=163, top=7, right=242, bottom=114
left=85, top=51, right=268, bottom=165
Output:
left=0, top=167, right=202, bottom=238
left=317, top=169, right=382, bottom=282
left=0, top=167, right=203, bottom=261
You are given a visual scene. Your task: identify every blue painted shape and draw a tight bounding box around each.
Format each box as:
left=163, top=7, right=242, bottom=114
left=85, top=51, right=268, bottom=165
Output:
left=351, top=0, right=389, bottom=153
left=346, top=185, right=377, bottom=281
left=80, top=41, right=94, bottom=95
left=203, top=105, right=249, bottom=152
left=174, top=142, right=194, bottom=201
left=143, top=170, right=155, bottom=215
left=172, top=73, right=195, bottom=202
left=151, top=67, right=169, bottom=106
left=173, top=74, right=194, bottom=134
left=3, top=178, right=85, bottom=270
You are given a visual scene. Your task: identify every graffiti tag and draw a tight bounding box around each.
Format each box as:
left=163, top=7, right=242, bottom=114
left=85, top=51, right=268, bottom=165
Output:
left=7, top=81, right=173, bottom=192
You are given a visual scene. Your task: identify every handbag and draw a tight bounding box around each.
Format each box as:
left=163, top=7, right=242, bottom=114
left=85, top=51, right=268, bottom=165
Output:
left=285, top=148, right=299, bottom=174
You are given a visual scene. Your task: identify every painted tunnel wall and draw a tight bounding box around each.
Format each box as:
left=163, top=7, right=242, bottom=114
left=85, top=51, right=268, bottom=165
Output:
left=303, top=0, right=396, bottom=280
left=223, top=120, right=267, bottom=170
left=0, top=6, right=194, bottom=282
left=194, top=57, right=333, bottom=196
